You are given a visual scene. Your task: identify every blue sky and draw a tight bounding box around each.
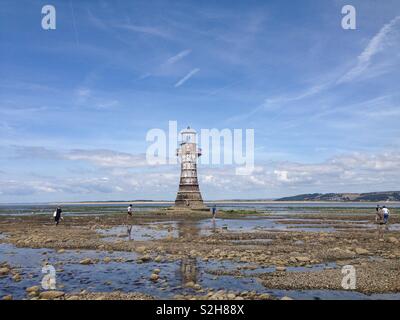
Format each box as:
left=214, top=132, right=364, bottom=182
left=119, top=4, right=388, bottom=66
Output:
left=0, top=0, right=400, bottom=202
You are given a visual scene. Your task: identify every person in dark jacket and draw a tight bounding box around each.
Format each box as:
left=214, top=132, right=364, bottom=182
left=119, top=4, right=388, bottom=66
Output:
left=54, top=206, right=62, bottom=226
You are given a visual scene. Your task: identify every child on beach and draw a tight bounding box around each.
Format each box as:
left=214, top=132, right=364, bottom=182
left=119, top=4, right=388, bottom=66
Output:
left=375, top=205, right=383, bottom=223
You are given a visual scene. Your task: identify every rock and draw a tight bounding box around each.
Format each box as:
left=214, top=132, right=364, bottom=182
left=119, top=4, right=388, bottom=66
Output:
left=388, top=237, right=398, bottom=244
left=39, top=291, right=65, bottom=300
left=185, top=281, right=195, bottom=288
left=12, top=274, right=22, bottom=282
left=355, top=248, right=369, bottom=255
left=103, top=257, right=112, bottom=263
left=79, top=258, right=93, bottom=265
left=3, top=295, right=13, bottom=300
left=154, top=255, right=163, bottom=263
left=193, top=284, right=202, bottom=290
left=26, top=286, right=40, bottom=293
left=0, top=267, right=10, bottom=276
left=259, top=293, right=272, bottom=300
left=28, top=291, right=39, bottom=297
left=136, top=246, right=146, bottom=253
left=150, top=274, right=159, bottom=281
left=66, top=295, right=80, bottom=300
left=276, top=267, right=287, bottom=272
left=153, top=268, right=161, bottom=274
left=281, top=296, right=294, bottom=300
left=57, top=249, right=65, bottom=254
left=295, top=256, right=311, bottom=263
left=189, top=250, right=197, bottom=256
left=141, top=255, right=151, bottom=262
left=227, top=293, right=236, bottom=299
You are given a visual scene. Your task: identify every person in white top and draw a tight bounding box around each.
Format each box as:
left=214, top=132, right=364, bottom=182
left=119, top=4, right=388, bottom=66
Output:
left=127, top=204, right=133, bottom=217
left=381, top=206, right=390, bottom=224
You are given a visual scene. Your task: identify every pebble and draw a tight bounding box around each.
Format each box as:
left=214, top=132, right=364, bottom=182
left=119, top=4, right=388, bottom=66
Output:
left=39, top=291, right=65, bottom=300
left=26, top=286, right=40, bottom=293
left=79, top=258, right=93, bottom=265
left=0, top=267, right=10, bottom=276
left=355, top=248, right=369, bottom=255
left=150, top=274, right=159, bottom=281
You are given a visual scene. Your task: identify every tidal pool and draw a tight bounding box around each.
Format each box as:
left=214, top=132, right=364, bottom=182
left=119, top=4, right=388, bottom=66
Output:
left=1, top=243, right=400, bottom=300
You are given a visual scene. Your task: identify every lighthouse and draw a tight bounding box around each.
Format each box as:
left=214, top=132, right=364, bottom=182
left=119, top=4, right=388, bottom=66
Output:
left=175, top=126, right=206, bottom=209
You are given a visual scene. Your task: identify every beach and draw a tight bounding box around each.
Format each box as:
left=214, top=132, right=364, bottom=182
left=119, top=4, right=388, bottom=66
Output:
left=1, top=204, right=399, bottom=300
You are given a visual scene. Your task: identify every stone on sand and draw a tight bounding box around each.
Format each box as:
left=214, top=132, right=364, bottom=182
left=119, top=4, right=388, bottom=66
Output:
left=39, top=291, right=65, bottom=300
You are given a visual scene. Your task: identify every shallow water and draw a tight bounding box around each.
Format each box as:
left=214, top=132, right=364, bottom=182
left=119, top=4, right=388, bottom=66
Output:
left=96, top=217, right=359, bottom=242
left=97, top=222, right=178, bottom=242
left=1, top=244, right=399, bottom=300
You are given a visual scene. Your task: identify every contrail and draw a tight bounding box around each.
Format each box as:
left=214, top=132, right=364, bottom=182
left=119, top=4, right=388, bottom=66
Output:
left=174, top=68, right=200, bottom=88
left=69, top=0, right=80, bottom=46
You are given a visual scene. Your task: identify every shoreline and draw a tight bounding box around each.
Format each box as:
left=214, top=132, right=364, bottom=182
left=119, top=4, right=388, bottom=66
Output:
left=1, top=200, right=400, bottom=206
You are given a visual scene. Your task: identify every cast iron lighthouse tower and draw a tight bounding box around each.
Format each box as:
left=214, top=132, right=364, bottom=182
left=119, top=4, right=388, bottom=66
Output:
left=175, top=126, right=205, bottom=209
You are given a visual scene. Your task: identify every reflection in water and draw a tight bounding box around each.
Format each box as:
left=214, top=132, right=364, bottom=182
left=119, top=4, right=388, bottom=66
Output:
left=212, top=219, right=216, bottom=234
left=127, top=225, right=133, bottom=241
left=376, top=223, right=389, bottom=240
left=176, top=221, right=202, bottom=285
left=177, top=221, right=199, bottom=238
left=179, top=256, right=198, bottom=285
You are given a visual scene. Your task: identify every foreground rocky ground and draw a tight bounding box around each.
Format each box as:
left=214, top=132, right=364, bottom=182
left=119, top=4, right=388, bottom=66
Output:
left=0, top=208, right=399, bottom=300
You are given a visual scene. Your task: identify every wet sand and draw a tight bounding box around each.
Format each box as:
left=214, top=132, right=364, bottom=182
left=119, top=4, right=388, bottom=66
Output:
left=0, top=207, right=399, bottom=300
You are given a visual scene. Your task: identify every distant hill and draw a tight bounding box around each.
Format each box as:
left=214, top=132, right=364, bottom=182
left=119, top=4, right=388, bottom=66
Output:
left=276, top=191, right=400, bottom=202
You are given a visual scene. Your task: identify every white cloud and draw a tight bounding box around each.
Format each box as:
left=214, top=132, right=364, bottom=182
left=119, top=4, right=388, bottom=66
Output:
left=2, top=146, right=400, bottom=200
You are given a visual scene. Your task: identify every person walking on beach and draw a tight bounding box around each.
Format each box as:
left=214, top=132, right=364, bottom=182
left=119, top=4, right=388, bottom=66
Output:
left=381, top=206, right=390, bottom=224
left=211, top=205, right=217, bottom=220
left=127, top=204, right=133, bottom=217
left=54, top=206, right=62, bottom=226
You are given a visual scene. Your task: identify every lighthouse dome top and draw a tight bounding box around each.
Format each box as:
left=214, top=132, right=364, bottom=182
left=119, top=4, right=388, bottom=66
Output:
left=180, top=126, right=197, bottom=143
left=180, top=126, right=197, bottom=135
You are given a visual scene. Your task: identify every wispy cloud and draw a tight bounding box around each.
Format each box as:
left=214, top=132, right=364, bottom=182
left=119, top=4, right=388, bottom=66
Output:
left=165, top=49, right=192, bottom=65
left=338, top=15, right=400, bottom=83
left=174, top=68, right=200, bottom=87
left=118, top=24, right=171, bottom=39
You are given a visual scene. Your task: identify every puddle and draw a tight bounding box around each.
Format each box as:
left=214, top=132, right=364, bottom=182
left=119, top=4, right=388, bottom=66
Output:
left=204, top=260, right=337, bottom=276
left=97, top=222, right=178, bottom=242
left=95, top=216, right=394, bottom=243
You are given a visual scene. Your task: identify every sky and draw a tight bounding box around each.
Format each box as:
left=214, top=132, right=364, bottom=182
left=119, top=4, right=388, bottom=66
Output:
left=0, top=0, right=400, bottom=203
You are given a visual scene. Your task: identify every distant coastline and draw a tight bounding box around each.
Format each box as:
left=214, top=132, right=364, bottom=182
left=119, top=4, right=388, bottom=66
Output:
left=2, top=191, right=400, bottom=206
